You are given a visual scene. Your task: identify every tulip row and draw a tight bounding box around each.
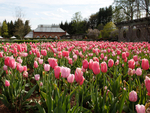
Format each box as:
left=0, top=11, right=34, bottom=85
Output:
left=0, top=41, right=150, bottom=113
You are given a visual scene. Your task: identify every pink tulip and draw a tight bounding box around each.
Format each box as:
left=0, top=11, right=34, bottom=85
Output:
left=133, top=55, right=138, bottom=62
left=135, top=104, right=145, bottom=113
left=38, top=59, right=43, bottom=64
left=44, top=64, right=50, bottom=71
left=100, top=53, right=104, bottom=59
left=68, top=58, right=73, bottom=65
left=115, top=59, right=119, bottom=66
left=23, top=71, right=28, bottom=78
left=9, top=58, right=16, bottom=69
left=54, top=66, right=61, bottom=79
left=35, top=74, right=40, bottom=81
left=108, top=59, right=114, bottom=67
left=75, top=68, right=83, bottom=83
left=36, top=52, right=40, bottom=58
left=122, top=52, right=126, bottom=59
left=89, top=59, right=93, bottom=70
left=48, top=58, right=58, bottom=69
left=145, top=76, right=150, bottom=93
left=5, top=80, right=10, bottom=87
left=135, top=68, right=142, bottom=76
left=4, top=47, right=7, bottom=52
left=34, top=61, right=38, bottom=68
left=141, top=58, right=149, bottom=70
left=3, top=65, right=7, bottom=71
left=79, top=76, right=85, bottom=85
left=17, top=57, right=23, bottom=64
left=61, top=66, right=70, bottom=78
left=62, top=51, right=69, bottom=57
left=0, top=52, right=3, bottom=58
left=41, top=49, right=47, bottom=56
left=67, top=74, right=75, bottom=83
left=4, top=57, right=10, bottom=66
left=129, top=90, right=137, bottom=102
left=128, top=59, right=135, bottom=69
left=40, top=82, right=43, bottom=86
left=101, top=62, right=107, bottom=73
left=92, top=61, right=100, bottom=75
left=82, top=59, right=88, bottom=69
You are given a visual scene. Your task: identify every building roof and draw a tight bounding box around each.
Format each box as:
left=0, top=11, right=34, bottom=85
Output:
left=34, top=25, right=65, bottom=32
left=24, top=31, right=33, bottom=38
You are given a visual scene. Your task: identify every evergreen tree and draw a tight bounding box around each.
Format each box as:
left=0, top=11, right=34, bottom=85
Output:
left=2, top=21, right=8, bottom=38
left=14, top=18, right=24, bottom=39
left=24, top=20, right=31, bottom=36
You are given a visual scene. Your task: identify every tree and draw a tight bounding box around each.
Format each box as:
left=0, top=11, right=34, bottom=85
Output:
left=14, top=18, right=24, bottom=39
left=2, top=21, right=8, bottom=38
left=137, top=0, right=150, bottom=17
left=71, top=12, right=83, bottom=33
left=97, top=5, right=113, bottom=26
left=101, top=22, right=117, bottom=38
left=24, top=20, right=31, bottom=36
left=0, top=22, right=1, bottom=36
left=7, top=21, right=15, bottom=37
left=113, top=0, right=137, bottom=21
left=112, top=6, right=126, bottom=23
left=89, top=12, right=99, bottom=28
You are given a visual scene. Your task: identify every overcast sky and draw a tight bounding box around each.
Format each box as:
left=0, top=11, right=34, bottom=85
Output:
left=0, top=0, right=114, bottom=29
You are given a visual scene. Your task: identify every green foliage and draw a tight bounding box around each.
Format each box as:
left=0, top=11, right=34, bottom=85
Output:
left=101, top=22, right=117, bottom=38
left=2, top=21, right=8, bottom=38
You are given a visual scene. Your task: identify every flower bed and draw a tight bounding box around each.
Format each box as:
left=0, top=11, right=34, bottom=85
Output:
left=0, top=41, right=150, bottom=113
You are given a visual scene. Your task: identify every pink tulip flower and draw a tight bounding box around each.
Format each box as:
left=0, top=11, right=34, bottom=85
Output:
left=23, top=71, right=28, bottom=78
left=0, top=52, right=3, bottom=58
left=41, top=49, right=47, bottom=56
left=129, top=90, right=137, bottom=102
left=89, top=59, right=93, bottom=70
left=38, top=58, right=43, bottom=64
left=48, top=58, right=58, bottom=69
left=145, top=76, right=150, bottom=93
left=122, top=52, right=126, bottom=59
left=135, top=104, right=145, bottom=113
left=5, top=80, right=10, bottom=87
left=35, top=74, right=40, bottom=81
left=44, top=64, right=50, bottom=71
left=61, top=66, right=70, bottom=78
left=128, top=59, right=135, bottom=69
left=101, top=62, right=107, bottom=73
left=141, top=58, right=149, bottom=70
left=135, top=68, right=142, bottom=76
left=54, top=66, right=61, bottom=79
left=82, top=59, right=89, bottom=69
left=92, top=61, right=100, bottom=75
left=3, top=65, right=7, bottom=71
left=108, top=59, right=114, bottom=67
left=34, top=61, right=38, bottom=68
left=75, top=68, right=83, bottom=83
left=67, top=74, right=75, bottom=83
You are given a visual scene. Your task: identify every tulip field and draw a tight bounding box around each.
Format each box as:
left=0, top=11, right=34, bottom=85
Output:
left=0, top=41, right=150, bottom=113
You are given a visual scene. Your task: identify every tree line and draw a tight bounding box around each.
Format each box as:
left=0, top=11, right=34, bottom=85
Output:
left=0, top=19, right=31, bottom=39
left=0, top=0, right=149, bottom=39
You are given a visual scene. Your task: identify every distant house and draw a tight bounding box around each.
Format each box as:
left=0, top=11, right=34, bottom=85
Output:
left=24, top=24, right=68, bottom=39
